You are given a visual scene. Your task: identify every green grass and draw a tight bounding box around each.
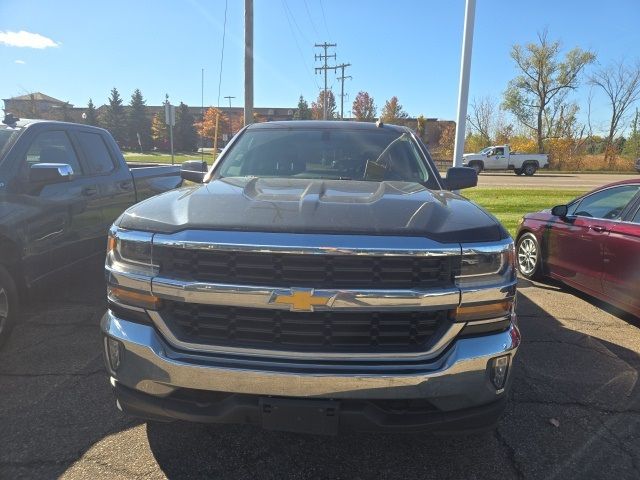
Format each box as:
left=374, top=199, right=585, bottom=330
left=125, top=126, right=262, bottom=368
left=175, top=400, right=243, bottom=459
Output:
left=123, top=151, right=214, bottom=164
left=464, top=188, right=588, bottom=237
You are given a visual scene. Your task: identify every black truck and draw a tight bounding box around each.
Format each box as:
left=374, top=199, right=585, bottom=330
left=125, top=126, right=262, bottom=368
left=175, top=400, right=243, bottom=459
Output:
left=0, top=117, right=182, bottom=346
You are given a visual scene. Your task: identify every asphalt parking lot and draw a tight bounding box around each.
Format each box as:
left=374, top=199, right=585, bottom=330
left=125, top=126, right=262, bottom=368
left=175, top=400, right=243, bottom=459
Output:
left=1, top=259, right=639, bottom=480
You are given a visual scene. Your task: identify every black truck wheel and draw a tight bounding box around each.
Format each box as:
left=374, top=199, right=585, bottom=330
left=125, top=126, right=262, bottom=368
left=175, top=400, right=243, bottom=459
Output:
left=0, top=265, right=19, bottom=349
left=523, top=163, right=537, bottom=176
left=514, top=168, right=523, bottom=175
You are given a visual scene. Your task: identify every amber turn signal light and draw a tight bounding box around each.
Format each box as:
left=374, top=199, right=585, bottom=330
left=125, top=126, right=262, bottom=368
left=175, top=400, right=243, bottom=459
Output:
left=451, top=300, right=513, bottom=322
left=108, top=286, right=162, bottom=310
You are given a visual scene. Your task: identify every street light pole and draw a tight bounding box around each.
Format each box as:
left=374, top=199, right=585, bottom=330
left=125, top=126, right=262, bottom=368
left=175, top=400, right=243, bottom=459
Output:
left=452, top=0, right=476, bottom=168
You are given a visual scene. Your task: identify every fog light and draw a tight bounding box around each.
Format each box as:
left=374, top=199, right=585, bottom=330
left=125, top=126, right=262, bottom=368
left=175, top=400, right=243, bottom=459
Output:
left=106, top=337, right=123, bottom=372
left=491, top=355, right=510, bottom=390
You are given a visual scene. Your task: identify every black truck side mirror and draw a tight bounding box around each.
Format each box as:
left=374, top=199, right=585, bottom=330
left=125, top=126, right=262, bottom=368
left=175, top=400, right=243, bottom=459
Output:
left=181, top=160, right=208, bottom=183
left=29, top=163, right=74, bottom=185
left=445, top=167, right=478, bottom=191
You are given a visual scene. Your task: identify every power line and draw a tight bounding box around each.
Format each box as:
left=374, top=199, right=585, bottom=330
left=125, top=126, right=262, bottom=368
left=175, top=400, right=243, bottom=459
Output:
left=281, top=0, right=321, bottom=91
left=217, top=0, right=229, bottom=108
left=319, top=0, right=331, bottom=39
left=302, top=0, right=320, bottom=38
left=282, top=0, right=310, bottom=45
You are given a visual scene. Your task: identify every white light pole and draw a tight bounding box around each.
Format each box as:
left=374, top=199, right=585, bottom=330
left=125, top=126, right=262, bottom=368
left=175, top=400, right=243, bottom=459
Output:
left=453, top=0, right=476, bottom=168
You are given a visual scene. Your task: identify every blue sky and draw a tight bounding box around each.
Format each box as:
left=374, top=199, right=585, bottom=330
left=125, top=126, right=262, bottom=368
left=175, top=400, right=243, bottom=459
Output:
left=1, top=0, right=639, bottom=133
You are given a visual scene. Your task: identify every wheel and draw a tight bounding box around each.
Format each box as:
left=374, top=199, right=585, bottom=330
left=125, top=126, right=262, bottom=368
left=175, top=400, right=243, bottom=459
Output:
left=0, top=265, right=19, bottom=349
left=470, top=162, right=483, bottom=174
left=523, top=163, right=537, bottom=176
left=514, top=168, right=523, bottom=175
left=516, top=233, right=541, bottom=279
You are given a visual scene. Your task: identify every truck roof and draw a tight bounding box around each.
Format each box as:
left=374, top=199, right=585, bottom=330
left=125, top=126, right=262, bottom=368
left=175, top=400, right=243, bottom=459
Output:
left=246, top=120, right=410, bottom=133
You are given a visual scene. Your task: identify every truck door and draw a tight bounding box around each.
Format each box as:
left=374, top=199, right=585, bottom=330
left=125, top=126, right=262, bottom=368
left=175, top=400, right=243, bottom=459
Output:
left=72, top=130, right=137, bottom=229
left=485, top=147, right=507, bottom=169
left=17, top=129, right=103, bottom=283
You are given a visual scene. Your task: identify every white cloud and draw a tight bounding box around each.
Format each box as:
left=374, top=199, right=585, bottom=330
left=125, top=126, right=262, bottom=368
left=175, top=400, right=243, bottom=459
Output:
left=0, top=30, right=59, bottom=49
left=14, top=59, right=26, bottom=64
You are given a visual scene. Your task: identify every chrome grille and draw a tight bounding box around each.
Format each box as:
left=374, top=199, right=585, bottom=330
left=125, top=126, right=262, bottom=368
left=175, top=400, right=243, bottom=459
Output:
left=162, top=301, right=446, bottom=353
left=154, top=247, right=456, bottom=289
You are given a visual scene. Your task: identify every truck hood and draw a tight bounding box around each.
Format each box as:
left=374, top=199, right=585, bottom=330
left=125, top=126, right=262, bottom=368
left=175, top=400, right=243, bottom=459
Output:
left=117, top=177, right=506, bottom=243
left=462, top=153, right=483, bottom=162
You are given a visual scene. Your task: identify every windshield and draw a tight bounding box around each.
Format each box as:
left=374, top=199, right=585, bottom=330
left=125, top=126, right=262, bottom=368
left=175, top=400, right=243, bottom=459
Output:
left=217, top=128, right=436, bottom=186
left=479, top=147, right=492, bottom=154
left=0, top=126, right=22, bottom=162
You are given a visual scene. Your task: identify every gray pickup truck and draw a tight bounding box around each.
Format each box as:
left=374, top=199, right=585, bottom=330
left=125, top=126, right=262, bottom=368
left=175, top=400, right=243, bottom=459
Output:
left=102, top=121, right=520, bottom=435
left=0, top=117, right=182, bottom=347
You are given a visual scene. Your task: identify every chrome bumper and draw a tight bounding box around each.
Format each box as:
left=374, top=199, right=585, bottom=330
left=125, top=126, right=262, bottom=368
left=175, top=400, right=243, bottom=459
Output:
left=101, top=311, right=520, bottom=412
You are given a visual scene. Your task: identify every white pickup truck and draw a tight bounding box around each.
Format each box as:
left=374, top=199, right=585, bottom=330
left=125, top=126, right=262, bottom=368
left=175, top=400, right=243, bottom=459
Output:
left=463, top=145, right=548, bottom=176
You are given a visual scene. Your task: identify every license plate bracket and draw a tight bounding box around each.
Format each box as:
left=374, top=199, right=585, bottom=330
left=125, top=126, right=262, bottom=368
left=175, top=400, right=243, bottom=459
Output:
left=260, top=397, right=340, bottom=435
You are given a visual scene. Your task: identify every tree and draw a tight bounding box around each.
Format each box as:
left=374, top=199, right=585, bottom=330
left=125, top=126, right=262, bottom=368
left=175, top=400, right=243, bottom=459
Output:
left=623, top=108, right=640, bottom=158
left=151, top=112, right=168, bottom=151
left=195, top=107, right=228, bottom=143
left=293, top=95, right=311, bottom=120
left=101, top=87, right=127, bottom=146
left=85, top=98, right=99, bottom=126
left=127, top=89, right=151, bottom=150
left=589, top=60, right=640, bottom=165
left=380, top=96, right=408, bottom=124
left=174, top=102, right=198, bottom=152
left=352, top=91, right=376, bottom=121
left=467, top=96, right=496, bottom=145
left=311, top=90, right=336, bottom=120
left=416, top=115, right=427, bottom=138
left=502, top=30, right=595, bottom=153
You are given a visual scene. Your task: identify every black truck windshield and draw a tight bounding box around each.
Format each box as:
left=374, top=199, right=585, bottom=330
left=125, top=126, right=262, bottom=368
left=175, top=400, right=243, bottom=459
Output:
left=217, top=128, right=437, bottom=187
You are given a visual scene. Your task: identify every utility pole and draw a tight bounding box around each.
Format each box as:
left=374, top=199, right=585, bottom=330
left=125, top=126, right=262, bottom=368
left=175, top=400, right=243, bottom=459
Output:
left=244, top=0, right=253, bottom=125
left=453, top=0, right=476, bottom=168
left=335, top=63, right=351, bottom=119
left=224, top=95, right=235, bottom=109
left=314, top=42, right=337, bottom=120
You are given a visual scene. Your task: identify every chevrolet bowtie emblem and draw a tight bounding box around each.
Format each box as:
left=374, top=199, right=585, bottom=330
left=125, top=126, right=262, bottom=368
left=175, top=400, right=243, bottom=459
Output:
left=271, top=289, right=331, bottom=312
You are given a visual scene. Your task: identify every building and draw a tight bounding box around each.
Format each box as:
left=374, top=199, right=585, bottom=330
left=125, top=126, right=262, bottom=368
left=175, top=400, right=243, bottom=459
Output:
left=2, top=92, right=73, bottom=118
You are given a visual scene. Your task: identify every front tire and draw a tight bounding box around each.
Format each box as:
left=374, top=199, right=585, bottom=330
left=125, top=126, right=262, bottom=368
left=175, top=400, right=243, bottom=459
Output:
left=516, top=233, right=541, bottom=279
left=0, top=265, right=19, bottom=349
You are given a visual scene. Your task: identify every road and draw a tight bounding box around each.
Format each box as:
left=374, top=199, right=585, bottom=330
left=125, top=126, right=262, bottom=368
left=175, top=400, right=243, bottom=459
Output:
left=477, top=172, right=639, bottom=189
left=1, top=260, right=639, bottom=479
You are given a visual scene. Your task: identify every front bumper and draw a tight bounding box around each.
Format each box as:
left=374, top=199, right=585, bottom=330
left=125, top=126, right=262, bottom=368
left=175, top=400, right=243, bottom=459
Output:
left=101, top=310, right=520, bottom=428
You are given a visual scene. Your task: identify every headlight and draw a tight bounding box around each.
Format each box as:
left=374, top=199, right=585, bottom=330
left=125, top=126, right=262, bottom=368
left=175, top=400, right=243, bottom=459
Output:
left=106, top=226, right=158, bottom=277
left=456, top=240, right=516, bottom=288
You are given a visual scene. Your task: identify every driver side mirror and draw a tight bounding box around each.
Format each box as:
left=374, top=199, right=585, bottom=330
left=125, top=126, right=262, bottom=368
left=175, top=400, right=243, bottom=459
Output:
left=551, top=204, right=568, bottom=218
left=445, top=167, right=478, bottom=191
left=181, top=160, right=208, bottom=183
left=29, top=163, right=73, bottom=185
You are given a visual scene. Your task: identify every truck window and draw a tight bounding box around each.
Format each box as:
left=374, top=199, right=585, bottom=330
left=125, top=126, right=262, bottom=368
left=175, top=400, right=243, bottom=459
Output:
left=76, top=132, right=116, bottom=174
left=494, top=147, right=504, bottom=156
left=23, top=130, right=83, bottom=176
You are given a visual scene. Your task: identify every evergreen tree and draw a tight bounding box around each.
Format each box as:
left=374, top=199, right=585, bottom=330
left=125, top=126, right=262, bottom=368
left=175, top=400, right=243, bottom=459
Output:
left=293, top=95, right=311, bottom=120
left=311, top=90, right=336, bottom=120
left=101, top=87, right=127, bottom=146
left=128, top=89, right=151, bottom=150
left=151, top=112, right=169, bottom=151
left=174, top=102, right=198, bottom=151
left=85, top=98, right=99, bottom=126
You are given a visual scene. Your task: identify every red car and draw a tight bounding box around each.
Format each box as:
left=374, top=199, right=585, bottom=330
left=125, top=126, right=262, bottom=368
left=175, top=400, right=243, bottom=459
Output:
left=516, top=179, right=640, bottom=318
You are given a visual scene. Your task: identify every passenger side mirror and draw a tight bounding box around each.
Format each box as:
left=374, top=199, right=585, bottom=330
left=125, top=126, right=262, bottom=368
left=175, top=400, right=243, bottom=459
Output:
left=551, top=204, right=568, bottom=217
left=445, top=167, right=478, bottom=191
left=29, top=163, right=73, bottom=185
left=181, top=160, right=208, bottom=183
